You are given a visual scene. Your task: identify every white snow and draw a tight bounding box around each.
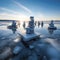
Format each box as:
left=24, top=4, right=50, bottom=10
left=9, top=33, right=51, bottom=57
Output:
left=20, top=33, right=40, bottom=41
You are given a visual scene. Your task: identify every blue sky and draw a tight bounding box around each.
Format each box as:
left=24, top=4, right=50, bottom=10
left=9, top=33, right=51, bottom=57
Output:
left=0, top=0, right=60, bottom=21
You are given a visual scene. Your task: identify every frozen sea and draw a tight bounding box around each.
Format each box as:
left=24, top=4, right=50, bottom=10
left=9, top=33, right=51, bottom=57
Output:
left=0, top=21, right=60, bottom=60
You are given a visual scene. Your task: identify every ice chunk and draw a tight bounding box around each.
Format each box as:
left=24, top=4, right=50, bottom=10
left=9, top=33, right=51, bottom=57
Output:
left=13, top=46, right=22, bottom=55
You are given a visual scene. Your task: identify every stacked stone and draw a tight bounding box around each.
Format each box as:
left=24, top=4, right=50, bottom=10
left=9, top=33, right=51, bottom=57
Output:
left=26, top=16, right=35, bottom=34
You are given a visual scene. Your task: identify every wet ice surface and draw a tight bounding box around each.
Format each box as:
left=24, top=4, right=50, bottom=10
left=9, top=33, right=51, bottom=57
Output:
left=0, top=22, right=60, bottom=60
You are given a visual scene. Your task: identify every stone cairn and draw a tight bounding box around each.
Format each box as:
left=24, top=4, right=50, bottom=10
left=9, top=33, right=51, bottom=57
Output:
left=26, top=16, right=35, bottom=34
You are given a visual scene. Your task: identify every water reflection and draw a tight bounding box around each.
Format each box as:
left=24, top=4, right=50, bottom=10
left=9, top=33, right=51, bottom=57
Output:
left=7, top=27, right=17, bottom=34
left=23, top=21, right=26, bottom=29
left=11, top=28, right=17, bottom=34
left=41, top=21, right=44, bottom=27
left=38, top=21, right=40, bottom=27
left=48, top=29, right=55, bottom=34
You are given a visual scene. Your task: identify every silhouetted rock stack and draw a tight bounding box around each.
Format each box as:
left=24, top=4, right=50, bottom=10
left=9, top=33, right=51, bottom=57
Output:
left=26, top=16, right=34, bottom=34
left=20, top=16, right=40, bottom=42
left=23, top=21, right=25, bottom=29
left=48, top=20, right=57, bottom=30
left=8, top=20, right=17, bottom=29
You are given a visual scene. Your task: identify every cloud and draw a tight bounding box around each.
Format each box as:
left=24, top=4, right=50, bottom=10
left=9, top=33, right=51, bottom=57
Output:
left=0, top=7, right=30, bottom=20
left=0, top=12, right=29, bottom=20
left=0, top=7, right=20, bottom=14
left=34, top=13, right=46, bottom=20
left=13, top=0, right=32, bottom=14
left=0, top=7, right=45, bottom=20
left=0, top=0, right=32, bottom=20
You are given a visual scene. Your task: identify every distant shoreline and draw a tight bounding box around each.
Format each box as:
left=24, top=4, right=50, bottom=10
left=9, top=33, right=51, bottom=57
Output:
left=0, top=20, right=60, bottom=24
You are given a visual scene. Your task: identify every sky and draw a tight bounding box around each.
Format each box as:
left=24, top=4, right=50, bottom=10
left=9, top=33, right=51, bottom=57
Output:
left=0, top=0, right=60, bottom=21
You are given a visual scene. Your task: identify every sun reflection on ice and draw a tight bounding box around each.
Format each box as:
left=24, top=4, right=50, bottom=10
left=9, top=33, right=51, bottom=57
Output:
left=13, top=38, right=20, bottom=43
